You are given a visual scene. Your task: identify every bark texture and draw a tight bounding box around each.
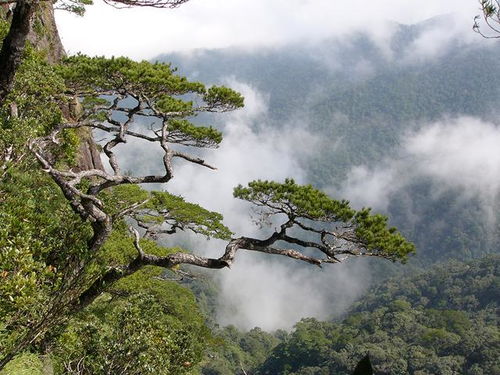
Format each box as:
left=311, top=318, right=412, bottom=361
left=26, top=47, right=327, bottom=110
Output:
left=0, top=0, right=36, bottom=103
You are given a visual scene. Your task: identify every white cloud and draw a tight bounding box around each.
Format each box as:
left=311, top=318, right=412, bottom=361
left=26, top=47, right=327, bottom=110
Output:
left=340, top=117, right=500, bottom=217
left=216, top=257, right=369, bottom=331
left=407, top=118, right=500, bottom=200
left=55, top=0, right=479, bottom=59
left=159, top=81, right=369, bottom=330
left=400, top=15, right=478, bottom=63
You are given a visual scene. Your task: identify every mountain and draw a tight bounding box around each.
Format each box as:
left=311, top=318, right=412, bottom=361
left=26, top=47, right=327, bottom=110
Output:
left=156, top=16, right=500, bottom=265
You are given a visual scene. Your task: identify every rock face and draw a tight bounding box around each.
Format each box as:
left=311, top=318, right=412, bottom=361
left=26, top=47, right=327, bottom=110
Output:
left=61, top=97, right=105, bottom=172
left=18, top=3, right=104, bottom=171
left=27, top=3, right=65, bottom=64
left=75, top=128, right=106, bottom=172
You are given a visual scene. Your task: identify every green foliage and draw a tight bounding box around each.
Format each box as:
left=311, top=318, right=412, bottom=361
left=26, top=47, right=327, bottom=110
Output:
left=234, top=179, right=414, bottom=261
left=53, top=270, right=210, bottom=374
left=0, top=353, right=44, bottom=375
left=146, top=190, right=233, bottom=239
left=169, top=119, right=223, bottom=147
left=354, top=209, right=415, bottom=262
left=98, top=185, right=231, bottom=263
left=0, top=48, right=68, bottom=163
left=0, top=41, right=91, bottom=366
left=97, top=222, right=185, bottom=269
left=157, top=95, right=194, bottom=113
left=203, top=86, right=245, bottom=110
left=0, top=166, right=91, bottom=359
left=99, top=184, right=150, bottom=216
left=58, top=55, right=243, bottom=152
left=352, top=255, right=500, bottom=313
left=201, top=326, right=281, bottom=375
left=234, top=179, right=355, bottom=221
left=0, top=18, right=9, bottom=40
left=59, top=55, right=205, bottom=96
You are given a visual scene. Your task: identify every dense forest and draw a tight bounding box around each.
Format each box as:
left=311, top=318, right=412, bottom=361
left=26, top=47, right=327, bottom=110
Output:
left=0, top=2, right=499, bottom=375
left=199, top=256, right=499, bottom=374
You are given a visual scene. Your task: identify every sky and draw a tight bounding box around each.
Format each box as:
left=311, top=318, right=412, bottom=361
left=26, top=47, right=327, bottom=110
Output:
left=55, top=0, right=479, bottom=59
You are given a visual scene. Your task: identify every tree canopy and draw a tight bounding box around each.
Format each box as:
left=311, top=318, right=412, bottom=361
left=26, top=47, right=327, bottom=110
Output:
left=474, top=0, right=500, bottom=38
left=200, top=256, right=499, bottom=375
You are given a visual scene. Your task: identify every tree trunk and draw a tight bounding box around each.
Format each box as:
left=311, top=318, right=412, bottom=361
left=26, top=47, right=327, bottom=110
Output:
left=0, top=0, right=36, bottom=103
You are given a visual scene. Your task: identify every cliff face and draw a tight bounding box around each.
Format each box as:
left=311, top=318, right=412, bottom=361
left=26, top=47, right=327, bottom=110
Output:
left=28, top=3, right=65, bottom=64
left=15, top=3, right=105, bottom=171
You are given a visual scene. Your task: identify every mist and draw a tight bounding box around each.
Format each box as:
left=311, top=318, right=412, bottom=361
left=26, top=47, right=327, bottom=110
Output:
left=84, top=5, right=500, bottom=330
left=129, top=78, right=370, bottom=330
left=101, top=80, right=371, bottom=330
left=55, top=0, right=480, bottom=60
left=340, top=117, right=500, bottom=221
left=161, top=80, right=370, bottom=330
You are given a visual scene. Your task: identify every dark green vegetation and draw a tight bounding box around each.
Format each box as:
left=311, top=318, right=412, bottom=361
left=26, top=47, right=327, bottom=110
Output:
left=0, top=45, right=215, bottom=373
left=200, top=256, right=499, bottom=375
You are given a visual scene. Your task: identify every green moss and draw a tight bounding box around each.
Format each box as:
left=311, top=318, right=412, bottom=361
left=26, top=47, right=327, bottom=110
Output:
left=0, top=353, right=44, bottom=375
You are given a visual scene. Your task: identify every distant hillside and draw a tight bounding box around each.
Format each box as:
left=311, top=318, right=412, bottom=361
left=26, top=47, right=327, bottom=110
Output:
left=156, top=16, right=500, bottom=265
left=159, top=24, right=500, bottom=181
left=350, top=255, right=499, bottom=314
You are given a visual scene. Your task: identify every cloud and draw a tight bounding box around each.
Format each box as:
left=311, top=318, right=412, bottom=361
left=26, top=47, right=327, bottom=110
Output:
left=167, top=79, right=314, bottom=233
left=55, top=0, right=479, bottom=59
left=160, top=81, right=370, bottom=330
left=216, top=257, right=369, bottom=331
left=340, top=117, right=500, bottom=217
left=400, top=14, right=479, bottom=63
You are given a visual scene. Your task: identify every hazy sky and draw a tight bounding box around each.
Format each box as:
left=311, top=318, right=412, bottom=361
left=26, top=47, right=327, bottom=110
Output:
left=55, top=0, right=478, bottom=59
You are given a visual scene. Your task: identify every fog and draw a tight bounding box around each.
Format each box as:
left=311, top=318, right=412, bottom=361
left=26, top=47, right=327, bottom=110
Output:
left=165, top=81, right=370, bottom=330
left=69, top=2, right=500, bottom=330
left=340, top=117, right=500, bottom=222
left=103, top=80, right=372, bottom=330
left=55, top=0, right=479, bottom=60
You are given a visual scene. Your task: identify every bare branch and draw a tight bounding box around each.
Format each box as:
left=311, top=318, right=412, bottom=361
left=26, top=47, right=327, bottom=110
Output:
left=172, top=151, right=217, bottom=170
left=102, top=0, right=189, bottom=9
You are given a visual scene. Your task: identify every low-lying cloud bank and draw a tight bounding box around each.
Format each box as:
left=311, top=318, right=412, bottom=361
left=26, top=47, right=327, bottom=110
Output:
left=340, top=117, right=500, bottom=221
left=101, top=83, right=500, bottom=330
left=164, top=80, right=370, bottom=330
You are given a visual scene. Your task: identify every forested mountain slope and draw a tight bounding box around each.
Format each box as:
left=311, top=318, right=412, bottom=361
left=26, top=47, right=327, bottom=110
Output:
left=202, top=256, right=500, bottom=375
left=158, top=17, right=500, bottom=264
